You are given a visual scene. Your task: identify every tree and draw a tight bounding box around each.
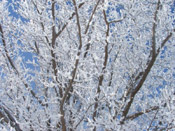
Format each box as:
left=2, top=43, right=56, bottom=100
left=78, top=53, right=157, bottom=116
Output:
left=0, top=0, right=175, bottom=130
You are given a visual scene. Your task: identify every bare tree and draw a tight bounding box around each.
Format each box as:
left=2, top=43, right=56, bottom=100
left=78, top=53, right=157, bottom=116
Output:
left=0, top=0, right=175, bottom=130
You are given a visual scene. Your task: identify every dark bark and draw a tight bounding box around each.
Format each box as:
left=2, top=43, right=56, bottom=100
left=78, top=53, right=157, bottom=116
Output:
left=0, top=105, right=22, bottom=131
left=121, top=0, right=175, bottom=123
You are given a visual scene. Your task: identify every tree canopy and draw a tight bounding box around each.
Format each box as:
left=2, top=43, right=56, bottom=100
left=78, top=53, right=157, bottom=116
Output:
left=0, top=0, right=175, bottom=130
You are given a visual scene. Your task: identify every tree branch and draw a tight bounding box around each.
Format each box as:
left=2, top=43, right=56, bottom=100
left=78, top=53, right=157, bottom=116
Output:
left=122, top=0, right=174, bottom=121
left=125, top=106, right=159, bottom=120
left=83, top=0, right=101, bottom=58
left=59, top=0, right=83, bottom=130
left=0, top=24, right=47, bottom=108
left=0, top=104, right=22, bottom=131
left=55, top=2, right=85, bottom=38
left=92, top=10, right=109, bottom=131
left=151, top=0, right=161, bottom=57
left=84, top=0, right=101, bottom=34
left=0, top=24, right=19, bottom=75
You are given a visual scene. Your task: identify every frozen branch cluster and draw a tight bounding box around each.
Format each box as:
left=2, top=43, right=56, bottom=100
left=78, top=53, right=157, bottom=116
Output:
left=0, top=0, right=175, bottom=130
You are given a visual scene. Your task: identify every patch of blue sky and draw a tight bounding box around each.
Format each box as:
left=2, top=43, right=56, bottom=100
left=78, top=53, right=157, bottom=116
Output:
left=15, top=38, right=39, bottom=71
left=0, top=67, right=6, bottom=80
left=156, top=85, right=163, bottom=94
left=17, top=48, right=40, bottom=93
left=30, top=80, right=39, bottom=94
left=125, top=33, right=134, bottom=42
left=147, top=94, right=154, bottom=99
left=20, top=51, right=37, bottom=70
left=147, top=84, right=162, bottom=98
left=173, top=73, right=175, bottom=78
left=140, top=95, right=145, bottom=101
left=173, top=19, right=175, bottom=26
left=66, top=0, right=73, bottom=7
left=136, top=104, right=142, bottom=112
left=148, top=121, right=168, bottom=131
left=162, top=80, right=167, bottom=85
left=106, top=7, right=114, bottom=15
left=163, top=68, right=168, bottom=73
left=106, top=3, right=124, bottom=18
left=48, top=0, right=51, bottom=5
left=123, top=72, right=132, bottom=81
left=145, top=40, right=150, bottom=46
left=155, top=80, right=167, bottom=96
left=170, top=0, right=175, bottom=13
left=115, top=4, right=124, bottom=17
left=109, top=23, right=115, bottom=29
left=161, top=46, right=167, bottom=55
left=88, top=6, right=93, bottom=16
left=109, top=57, right=112, bottom=62
left=116, top=114, right=121, bottom=120
left=144, top=40, right=151, bottom=54
left=107, top=2, right=124, bottom=15
left=97, top=127, right=105, bottom=131
left=55, top=2, right=60, bottom=10
left=83, top=120, right=89, bottom=130
left=7, top=0, right=29, bottom=23
left=169, top=2, right=175, bottom=28
left=160, top=55, right=165, bottom=59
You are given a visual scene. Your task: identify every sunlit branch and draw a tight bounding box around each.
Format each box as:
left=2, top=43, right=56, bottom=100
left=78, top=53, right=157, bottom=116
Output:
left=0, top=104, right=22, bottom=131
left=75, top=96, right=105, bottom=129
left=147, top=109, right=159, bottom=131
left=84, top=0, right=101, bottom=34
left=0, top=24, right=48, bottom=108
left=125, top=106, right=159, bottom=120
left=83, top=0, right=101, bottom=58
left=59, top=0, right=83, bottom=130
left=121, top=0, right=174, bottom=121
left=92, top=10, right=110, bottom=131
left=151, top=0, right=161, bottom=57
left=0, top=24, right=19, bottom=75
left=55, top=2, right=85, bottom=38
